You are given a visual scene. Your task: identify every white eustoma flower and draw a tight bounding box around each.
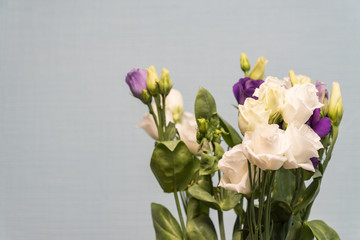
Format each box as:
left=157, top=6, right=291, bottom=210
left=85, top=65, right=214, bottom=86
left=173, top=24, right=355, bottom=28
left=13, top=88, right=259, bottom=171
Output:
left=242, top=124, right=289, bottom=170
left=282, top=83, right=323, bottom=127
left=283, top=124, right=323, bottom=172
left=218, top=144, right=251, bottom=195
left=138, top=89, right=200, bottom=155
left=254, top=76, right=287, bottom=117
left=176, top=112, right=200, bottom=155
left=238, top=98, right=270, bottom=135
left=165, top=89, right=184, bottom=123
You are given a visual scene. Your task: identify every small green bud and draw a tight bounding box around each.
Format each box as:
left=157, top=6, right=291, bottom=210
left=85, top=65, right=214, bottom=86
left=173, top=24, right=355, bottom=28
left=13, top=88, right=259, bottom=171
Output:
left=197, top=118, right=208, bottom=135
left=214, top=142, right=224, bottom=159
left=249, top=56, right=268, bottom=80
left=146, top=66, right=160, bottom=96
left=159, top=68, right=172, bottom=96
left=140, top=89, right=152, bottom=104
left=328, top=82, right=343, bottom=126
left=240, top=53, right=251, bottom=75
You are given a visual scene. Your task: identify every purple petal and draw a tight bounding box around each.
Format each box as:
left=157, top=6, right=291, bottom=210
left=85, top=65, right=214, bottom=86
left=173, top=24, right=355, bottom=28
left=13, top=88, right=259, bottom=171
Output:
left=313, top=117, right=331, bottom=137
left=311, top=108, right=321, bottom=126
left=310, top=157, right=320, bottom=169
left=233, top=81, right=242, bottom=104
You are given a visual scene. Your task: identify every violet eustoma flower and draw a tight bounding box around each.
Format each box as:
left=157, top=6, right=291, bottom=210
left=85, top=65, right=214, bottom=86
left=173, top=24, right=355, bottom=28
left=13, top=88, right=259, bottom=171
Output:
left=233, top=77, right=264, bottom=105
left=125, top=68, right=148, bottom=99
left=307, top=108, right=331, bottom=138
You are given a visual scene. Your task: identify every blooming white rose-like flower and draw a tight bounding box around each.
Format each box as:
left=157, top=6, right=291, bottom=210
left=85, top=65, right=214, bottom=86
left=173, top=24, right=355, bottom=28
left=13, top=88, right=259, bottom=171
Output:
left=282, top=83, right=323, bottom=127
left=283, top=123, right=323, bottom=172
left=218, top=144, right=251, bottom=195
left=238, top=98, right=270, bottom=135
left=254, top=76, right=286, bottom=117
left=176, top=112, right=200, bottom=155
left=242, top=124, right=289, bottom=170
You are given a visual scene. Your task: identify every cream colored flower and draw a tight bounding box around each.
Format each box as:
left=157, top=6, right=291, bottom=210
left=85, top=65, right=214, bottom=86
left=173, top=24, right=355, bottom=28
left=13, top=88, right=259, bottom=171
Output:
left=165, top=89, right=184, bottom=123
left=282, top=83, right=323, bottom=127
left=242, top=124, right=289, bottom=170
left=218, top=144, right=251, bottom=195
left=176, top=112, right=200, bottom=155
left=283, top=124, right=323, bottom=172
left=238, top=98, right=270, bottom=135
left=254, top=76, right=286, bottom=117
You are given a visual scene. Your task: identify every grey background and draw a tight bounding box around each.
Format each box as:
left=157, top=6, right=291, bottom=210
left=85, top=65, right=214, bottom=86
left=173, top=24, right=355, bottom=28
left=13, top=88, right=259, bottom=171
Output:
left=0, top=0, right=359, bottom=239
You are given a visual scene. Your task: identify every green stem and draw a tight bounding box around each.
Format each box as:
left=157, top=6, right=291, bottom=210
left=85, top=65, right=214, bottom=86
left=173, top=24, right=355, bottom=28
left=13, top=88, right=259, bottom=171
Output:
left=257, top=170, right=266, bottom=240
left=161, top=94, right=167, bottom=139
left=218, top=210, right=226, bottom=240
left=154, top=96, right=164, bottom=141
left=147, top=103, right=158, bottom=128
left=174, top=191, right=187, bottom=240
left=264, top=171, right=275, bottom=240
left=216, top=170, right=226, bottom=240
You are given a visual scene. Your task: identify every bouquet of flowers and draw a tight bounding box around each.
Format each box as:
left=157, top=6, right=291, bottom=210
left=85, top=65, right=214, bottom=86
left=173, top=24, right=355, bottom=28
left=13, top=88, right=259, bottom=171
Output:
left=125, top=53, right=343, bottom=240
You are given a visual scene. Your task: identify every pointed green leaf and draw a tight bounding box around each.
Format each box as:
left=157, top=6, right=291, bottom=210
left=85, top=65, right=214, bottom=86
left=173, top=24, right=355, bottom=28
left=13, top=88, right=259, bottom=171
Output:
left=294, top=179, right=321, bottom=214
left=273, top=168, right=296, bottom=204
left=218, top=114, right=242, bottom=147
left=306, top=220, right=340, bottom=240
left=187, top=197, right=209, bottom=221
left=285, top=221, right=314, bottom=240
left=187, top=183, right=220, bottom=210
left=194, top=87, right=217, bottom=120
left=151, top=203, right=183, bottom=240
left=186, top=214, right=218, bottom=240
left=219, top=189, right=242, bottom=211
left=151, top=140, right=199, bottom=193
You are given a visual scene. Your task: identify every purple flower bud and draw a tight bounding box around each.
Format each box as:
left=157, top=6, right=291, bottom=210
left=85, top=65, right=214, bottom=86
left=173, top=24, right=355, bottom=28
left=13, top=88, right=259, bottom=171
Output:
left=307, top=108, right=331, bottom=137
left=125, top=69, right=148, bottom=99
left=310, top=157, right=320, bottom=169
left=315, top=81, right=328, bottom=103
left=232, top=77, right=264, bottom=105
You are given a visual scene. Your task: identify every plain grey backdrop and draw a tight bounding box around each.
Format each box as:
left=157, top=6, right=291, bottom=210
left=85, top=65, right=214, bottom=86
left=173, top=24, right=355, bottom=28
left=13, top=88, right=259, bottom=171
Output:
left=0, top=0, right=359, bottom=239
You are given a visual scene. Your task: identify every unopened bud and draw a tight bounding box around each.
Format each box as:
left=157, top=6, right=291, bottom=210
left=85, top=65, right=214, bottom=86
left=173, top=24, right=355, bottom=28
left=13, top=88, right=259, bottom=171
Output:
left=197, top=118, right=208, bottom=135
left=146, top=66, right=160, bottom=96
left=249, top=56, right=268, bottom=80
left=140, top=89, right=152, bottom=104
left=159, top=68, right=172, bottom=96
left=289, top=70, right=299, bottom=86
left=328, top=82, right=343, bottom=126
left=240, top=53, right=251, bottom=75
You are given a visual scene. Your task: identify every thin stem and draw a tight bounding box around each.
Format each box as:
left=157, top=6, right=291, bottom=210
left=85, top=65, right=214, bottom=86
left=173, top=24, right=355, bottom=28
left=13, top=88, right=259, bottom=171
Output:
left=154, top=96, right=164, bottom=141
left=161, top=94, right=167, bottom=139
left=174, top=191, right=187, bottom=240
left=218, top=210, right=226, bottom=240
left=264, top=171, right=275, bottom=240
left=147, top=103, right=158, bottom=128
left=323, top=126, right=338, bottom=171
left=257, top=170, right=267, bottom=240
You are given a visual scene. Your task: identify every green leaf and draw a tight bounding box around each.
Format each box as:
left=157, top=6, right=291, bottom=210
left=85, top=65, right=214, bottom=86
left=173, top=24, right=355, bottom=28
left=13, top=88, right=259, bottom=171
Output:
left=150, top=140, right=199, bottom=193
left=232, top=215, right=242, bottom=240
left=164, top=122, right=177, bottom=140
left=285, top=221, right=314, bottom=240
left=187, top=182, right=220, bottom=210
left=194, top=87, right=217, bottom=120
left=186, top=214, right=218, bottom=240
left=271, top=200, right=292, bottom=222
left=218, top=114, right=242, bottom=147
left=187, top=197, right=209, bottom=221
left=273, top=168, right=296, bottom=204
left=151, top=203, right=183, bottom=240
left=219, top=188, right=242, bottom=211
left=199, top=153, right=218, bottom=176
left=293, top=179, right=321, bottom=214
left=306, top=220, right=340, bottom=240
